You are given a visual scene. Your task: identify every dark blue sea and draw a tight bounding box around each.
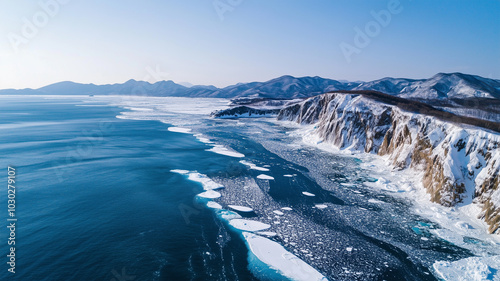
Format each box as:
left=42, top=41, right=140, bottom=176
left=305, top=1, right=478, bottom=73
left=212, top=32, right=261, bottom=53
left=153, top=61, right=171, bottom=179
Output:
left=0, top=95, right=485, bottom=281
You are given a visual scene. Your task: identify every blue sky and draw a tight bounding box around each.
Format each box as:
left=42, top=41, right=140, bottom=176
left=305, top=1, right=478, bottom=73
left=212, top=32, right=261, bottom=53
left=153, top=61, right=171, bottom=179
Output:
left=0, top=0, right=499, bottom=89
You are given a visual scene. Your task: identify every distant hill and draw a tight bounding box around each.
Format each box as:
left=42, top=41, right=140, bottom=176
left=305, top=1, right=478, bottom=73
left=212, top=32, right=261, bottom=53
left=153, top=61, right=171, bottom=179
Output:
left=353, top=73, right=500, bottom=100
left=207, top=75, right=361, bottom=98
left=2, top=73, right=499, bottom=101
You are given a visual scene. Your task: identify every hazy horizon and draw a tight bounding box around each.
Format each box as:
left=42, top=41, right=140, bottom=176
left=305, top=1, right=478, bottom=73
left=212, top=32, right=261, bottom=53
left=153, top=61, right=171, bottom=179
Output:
left=3, top=71, right=500, bottom=91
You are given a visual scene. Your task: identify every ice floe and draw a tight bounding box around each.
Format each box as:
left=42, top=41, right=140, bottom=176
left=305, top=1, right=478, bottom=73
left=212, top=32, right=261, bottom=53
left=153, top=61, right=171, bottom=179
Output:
left=411, top=196, right=500, bottom=256
left=207, top=145, right=245, bottom=158
left=171, top=170, right=224, bottom=191
left=257, top=174, right=275, bottom=180
left=207, top=201, right=222, bottom=209
left=243, top=232, right=328, bottom=281
left=433, top=256, right=500, bottom=281
left=302, top=192, right=316, bottom=197
left=257, top=231, right=277, bottom=237
left=239, top=160, right=270, bottom=171
left=229, top=219, right=271, bottom=232
left=194, top=133, right=214, bottom=144
left=167, top=127, right=192, bottom=133
left=228, top=205, right=254, bottom=212
left=218, top=210, right=242, bottom=220
left=188, top=173, right=224, bottom=190
left=197, top=190, right=221, bottom=199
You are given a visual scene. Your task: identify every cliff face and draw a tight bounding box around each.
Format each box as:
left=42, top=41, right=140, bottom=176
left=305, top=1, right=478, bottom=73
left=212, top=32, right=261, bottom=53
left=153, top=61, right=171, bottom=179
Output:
left=278, top=93, right=500, bottom=233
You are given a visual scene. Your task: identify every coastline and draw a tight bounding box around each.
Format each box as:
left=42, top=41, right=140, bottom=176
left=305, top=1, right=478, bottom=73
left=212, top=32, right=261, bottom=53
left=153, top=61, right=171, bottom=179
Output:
left=286, top=121, right=500, bottom=278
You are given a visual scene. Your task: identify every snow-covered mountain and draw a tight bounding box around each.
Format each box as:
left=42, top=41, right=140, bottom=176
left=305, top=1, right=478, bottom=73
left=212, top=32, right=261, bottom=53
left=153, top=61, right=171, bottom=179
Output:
left=2, top=73, right=499, bottom=101
left=277, top=92, right=500, bottom=233
left=353, top=73, right=500, bottom=100
left=352, top=77, right=418, bottom=96
left=209, top=75, right=360, bottom=98
left=0, top=76, right=350, bottom=98
left=401, top=73, right=500, bottom=99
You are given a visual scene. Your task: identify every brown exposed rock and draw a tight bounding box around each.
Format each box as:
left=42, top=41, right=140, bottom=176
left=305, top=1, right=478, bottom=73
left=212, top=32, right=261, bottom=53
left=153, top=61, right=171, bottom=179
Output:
left=480, top=199, right=500, bottom=234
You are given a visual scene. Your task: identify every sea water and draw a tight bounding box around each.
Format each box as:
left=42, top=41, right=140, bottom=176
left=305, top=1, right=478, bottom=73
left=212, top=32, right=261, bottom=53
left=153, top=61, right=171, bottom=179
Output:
left=0, top=95, right=497, bottom=281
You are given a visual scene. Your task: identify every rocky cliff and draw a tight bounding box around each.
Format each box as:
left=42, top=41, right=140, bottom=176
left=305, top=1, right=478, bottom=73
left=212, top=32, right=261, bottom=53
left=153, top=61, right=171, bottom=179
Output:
left=278, top=92, right=500, bottom=233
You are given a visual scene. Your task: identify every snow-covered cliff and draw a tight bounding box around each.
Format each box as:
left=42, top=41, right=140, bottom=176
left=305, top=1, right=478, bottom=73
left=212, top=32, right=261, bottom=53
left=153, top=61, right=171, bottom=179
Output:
left=278, top=92, right=500, bottom=233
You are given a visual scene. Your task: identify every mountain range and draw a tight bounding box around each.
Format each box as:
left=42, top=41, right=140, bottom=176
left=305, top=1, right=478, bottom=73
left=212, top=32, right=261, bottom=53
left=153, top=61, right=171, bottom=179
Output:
left=2, top=72, right=500, bottom=101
